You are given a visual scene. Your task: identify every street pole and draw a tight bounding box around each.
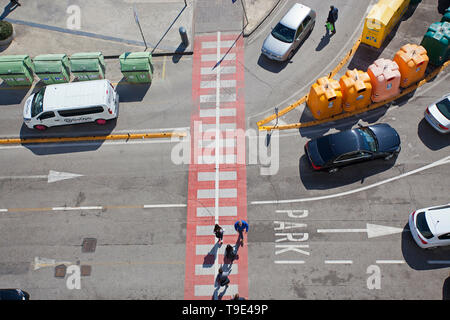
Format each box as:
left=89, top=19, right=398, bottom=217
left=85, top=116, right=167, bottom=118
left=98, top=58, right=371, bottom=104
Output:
left=133, top=5, right=148, bottom=51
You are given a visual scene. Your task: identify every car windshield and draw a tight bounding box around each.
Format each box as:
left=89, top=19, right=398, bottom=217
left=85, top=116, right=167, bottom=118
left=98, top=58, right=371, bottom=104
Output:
left=356, top=127, right=378, bottom=152
left=271, top=23, right=296, bottom=43
left=416, top=212, right=434, bottom=239
left=31, top=87, right=45, bottom=117
left=436, top=98, right=450, bottom=120
left=316, top=136, right=335, bottom=163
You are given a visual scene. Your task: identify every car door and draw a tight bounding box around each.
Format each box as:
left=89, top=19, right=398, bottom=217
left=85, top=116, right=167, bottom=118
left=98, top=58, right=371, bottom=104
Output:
left=36, top=111, right=57, bottom=127
left=294, top=22, right=305, bottom=49
left=333, top=151, right=372, bottom=168
left=301, top=15, right=313, bottom=39
left=333, top=151, right=360, bottom=167
left=437, top=232, right=450, bottom=247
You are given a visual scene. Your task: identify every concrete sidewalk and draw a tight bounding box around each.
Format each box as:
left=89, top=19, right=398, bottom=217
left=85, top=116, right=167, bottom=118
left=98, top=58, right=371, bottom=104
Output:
left=0, top=0, right=280, bottom=58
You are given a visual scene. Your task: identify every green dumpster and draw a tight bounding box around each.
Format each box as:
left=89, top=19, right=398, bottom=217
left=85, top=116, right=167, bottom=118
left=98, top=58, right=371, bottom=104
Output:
left=0, top=55, right=34, bottom=86
left=70, top=52, right=106, bottom=81
left=442, top=7, right=450, bottom=23
left=33, top=54, right=70, bottom=84
left=119, top=52, right=153, bottom=83
left=420, top=21, right=450, bottom=66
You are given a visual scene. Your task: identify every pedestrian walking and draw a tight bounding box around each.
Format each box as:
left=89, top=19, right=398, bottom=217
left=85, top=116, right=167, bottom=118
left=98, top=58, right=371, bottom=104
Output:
left=213, top=224, right=224, bottom=245
left=216, top=266, right=231, bottom=288
left=234, top=219, right=249, bottom=246
left=231, top=293, right=246, bottom=300
left=326, top=5, right=338, bottom=35
left=225, top=244, right=236, bottom=261
left=10, top=0, right=21, bottom=7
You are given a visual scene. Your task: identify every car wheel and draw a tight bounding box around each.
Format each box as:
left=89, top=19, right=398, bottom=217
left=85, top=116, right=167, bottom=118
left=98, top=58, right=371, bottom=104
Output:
left=34, top=124, right=47, bottom=131
left=328, top=167, right=339, bottom=173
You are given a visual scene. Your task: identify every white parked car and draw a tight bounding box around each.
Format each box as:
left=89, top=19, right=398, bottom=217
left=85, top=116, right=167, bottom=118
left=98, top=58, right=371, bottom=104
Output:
left=261, top=3, right=316, bottom=61
left=424, top=93, right=450, bottom=133
left=408, top=204, right=450, bottom=249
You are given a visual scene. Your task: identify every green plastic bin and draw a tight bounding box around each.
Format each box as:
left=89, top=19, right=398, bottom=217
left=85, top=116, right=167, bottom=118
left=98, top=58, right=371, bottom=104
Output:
left=0, top=55, right=34, bottom=86
left=119, top=52, right=153, bottom=83
left=442, top=7, right=450, bottom=23
left=33, top=54, right=70, bottom=84
left=420, top=21, right=450, bottom=66
left=70, top=52, right=105, bottom=81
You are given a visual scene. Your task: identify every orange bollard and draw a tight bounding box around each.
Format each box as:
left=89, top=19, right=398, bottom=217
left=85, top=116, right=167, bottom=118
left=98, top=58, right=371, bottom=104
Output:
left=339, top=69, right=372, bottom=112
left=393, top=43, right=429, bottom=88
left=307, top=77, right=343, bottom=120
left=367, top=58, right=401, bottom=102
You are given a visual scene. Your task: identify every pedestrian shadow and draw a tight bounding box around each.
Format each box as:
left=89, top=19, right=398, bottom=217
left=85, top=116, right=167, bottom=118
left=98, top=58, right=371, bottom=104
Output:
left=202, top=242, right=220, bottom=268
left=0, top=2, right=19, bottom=21
left=212, top=280, right=229, bottom=300
left=315, top=29, right=333, bottom=51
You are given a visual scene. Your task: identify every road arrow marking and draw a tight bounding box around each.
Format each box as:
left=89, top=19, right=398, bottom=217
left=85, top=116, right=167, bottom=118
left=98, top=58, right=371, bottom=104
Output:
left=317, top=223, right=404, bottom=239
left=0, top=170, right=83, bottom=183
left=33, top=257, right=72, bottom=270
left=47, top=170, right=83, bottom=183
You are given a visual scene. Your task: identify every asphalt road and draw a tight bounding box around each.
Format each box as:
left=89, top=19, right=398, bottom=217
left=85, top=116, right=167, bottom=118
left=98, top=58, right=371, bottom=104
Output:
left=0, top=0, right=449, bottom=300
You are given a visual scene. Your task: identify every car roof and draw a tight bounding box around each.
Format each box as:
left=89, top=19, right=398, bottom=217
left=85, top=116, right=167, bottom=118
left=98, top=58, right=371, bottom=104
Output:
left=324, top=129, right=361, bottom=156
left=42, top=79, right=108, bottom=112
left=279, top=3, right=312, bottom=30
left=424, top=205, right=450, bottom=236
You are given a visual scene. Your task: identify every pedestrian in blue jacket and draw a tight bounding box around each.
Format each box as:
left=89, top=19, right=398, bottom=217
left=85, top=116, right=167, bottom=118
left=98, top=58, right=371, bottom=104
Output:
left=234, top=220, right=249, bottom=246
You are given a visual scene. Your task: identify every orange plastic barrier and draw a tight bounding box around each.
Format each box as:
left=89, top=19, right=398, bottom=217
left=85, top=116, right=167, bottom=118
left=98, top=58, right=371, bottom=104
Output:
left=306, top=77, right=343, bottom=120
left=339, top=69, right=372, bottom=112
left=367, top=58, right=401, bottom=102
left=393, top=44, right=429, bottom=88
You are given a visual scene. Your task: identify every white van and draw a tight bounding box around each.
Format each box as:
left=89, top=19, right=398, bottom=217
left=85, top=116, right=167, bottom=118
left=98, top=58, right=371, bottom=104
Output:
left=23, top=79, right=119, bottom=130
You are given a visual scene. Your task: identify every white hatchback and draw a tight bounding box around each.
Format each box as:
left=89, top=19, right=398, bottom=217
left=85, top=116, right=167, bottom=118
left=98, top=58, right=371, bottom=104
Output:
left=408, top=204, right=450, bottom=249
left=424, top=93, right=450, bottom=133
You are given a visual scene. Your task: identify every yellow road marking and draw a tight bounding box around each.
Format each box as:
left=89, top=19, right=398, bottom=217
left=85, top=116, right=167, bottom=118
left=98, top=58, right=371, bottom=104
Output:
left=162, top=55, right=167, bottom=80
left=0, top=131, right=187, bottom=145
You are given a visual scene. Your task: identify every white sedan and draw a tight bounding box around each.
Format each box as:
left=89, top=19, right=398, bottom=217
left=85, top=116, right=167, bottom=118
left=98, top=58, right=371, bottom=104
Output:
left=424, top=93, right=450, bottom=133
left=408, top=204, right=450, bottom=249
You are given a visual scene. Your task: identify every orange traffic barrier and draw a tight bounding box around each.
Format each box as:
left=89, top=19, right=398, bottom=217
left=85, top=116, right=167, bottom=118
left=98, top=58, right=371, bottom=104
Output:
left=393, top=43, right=429, bottom=88
left=339, top=69, right=372, bottom=112
left=367, top=58, right=401, bottom=102
left=306, top=77, right=343, bottom=120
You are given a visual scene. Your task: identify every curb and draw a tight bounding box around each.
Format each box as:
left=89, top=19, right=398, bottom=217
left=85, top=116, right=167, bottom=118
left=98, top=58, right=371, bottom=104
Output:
left=243, top=0, right=282, bottom=38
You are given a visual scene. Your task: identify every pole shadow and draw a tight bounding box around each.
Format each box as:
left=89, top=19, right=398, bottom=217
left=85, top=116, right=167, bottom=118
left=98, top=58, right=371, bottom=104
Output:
left=0, top=2, right=19, bottom=21
left=151, top=2, right=188, bottom=54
